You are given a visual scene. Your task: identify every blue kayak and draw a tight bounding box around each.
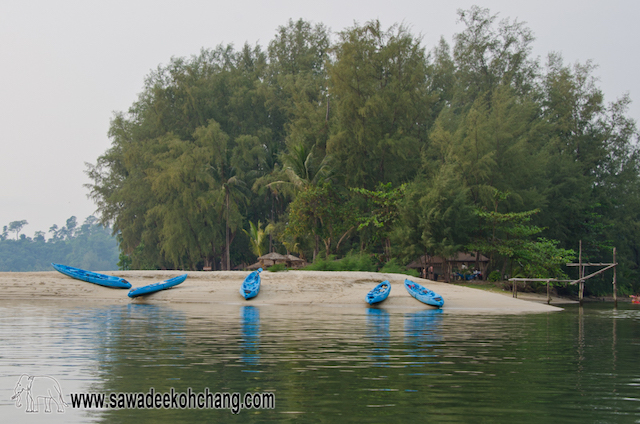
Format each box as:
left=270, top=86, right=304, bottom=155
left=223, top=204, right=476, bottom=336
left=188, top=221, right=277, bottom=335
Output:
left=128, top=274, right=188, bottom=298
left=404, top=279, right=444, bottom=308
left=240, top=268, right=262, bottom=300
left=51, top=263, right=131, bottom=289
left=366, top=280, right=391, bottom=305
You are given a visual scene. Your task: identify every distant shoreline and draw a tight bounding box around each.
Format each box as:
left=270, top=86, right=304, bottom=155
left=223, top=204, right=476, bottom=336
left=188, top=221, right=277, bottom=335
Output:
left=0, top=270, right=563, bottom=314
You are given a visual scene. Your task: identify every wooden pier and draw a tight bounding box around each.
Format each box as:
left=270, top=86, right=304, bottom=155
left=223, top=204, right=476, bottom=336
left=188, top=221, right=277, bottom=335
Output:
left=509, top=242, right=618, bottom=305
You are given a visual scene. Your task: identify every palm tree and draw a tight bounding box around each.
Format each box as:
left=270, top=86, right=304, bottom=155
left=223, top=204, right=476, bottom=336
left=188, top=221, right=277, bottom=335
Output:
left=265, top=143, right=333, bottom=195
left=243, top=221, right=267, bottom=258
left=282, top=143, right=333, bottom=189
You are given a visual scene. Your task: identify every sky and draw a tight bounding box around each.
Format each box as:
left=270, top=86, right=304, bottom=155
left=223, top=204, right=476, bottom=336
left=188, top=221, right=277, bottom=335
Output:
left=1, top=0, right=639, bottom=238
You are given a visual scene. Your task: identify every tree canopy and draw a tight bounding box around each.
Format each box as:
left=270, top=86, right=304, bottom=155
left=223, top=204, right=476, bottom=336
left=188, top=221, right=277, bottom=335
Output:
left=0, top=216, right=119, bottom=272
left=86, top=11, right=640, bottom=295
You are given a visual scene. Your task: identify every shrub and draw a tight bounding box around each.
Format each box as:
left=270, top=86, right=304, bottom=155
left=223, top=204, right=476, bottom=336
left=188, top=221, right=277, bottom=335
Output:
left=304, top=252, right=376, bottom=272
left=488, top=270, right=502, bottom=282
left=267, top=263, right=286, bottom=272
left=379, top=259, right=419, bottom=277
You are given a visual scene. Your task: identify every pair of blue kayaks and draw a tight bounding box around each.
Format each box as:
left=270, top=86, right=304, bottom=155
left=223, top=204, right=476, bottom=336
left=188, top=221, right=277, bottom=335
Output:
left=51, top=263, right=187, bottom=298
left=365, top=279, right=444, bottom=308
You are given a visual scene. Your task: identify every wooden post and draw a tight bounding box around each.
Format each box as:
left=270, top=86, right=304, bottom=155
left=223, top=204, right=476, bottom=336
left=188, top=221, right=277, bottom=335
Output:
left=613, top=247, right=617, bottom=306
left=578, top=240, right=584, bottom=304
left=547, top=279, right=551, bottom=305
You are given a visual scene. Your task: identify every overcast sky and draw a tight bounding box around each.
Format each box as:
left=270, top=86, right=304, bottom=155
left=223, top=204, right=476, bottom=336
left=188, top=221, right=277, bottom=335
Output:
left=1, top=0, right=638, bottom=238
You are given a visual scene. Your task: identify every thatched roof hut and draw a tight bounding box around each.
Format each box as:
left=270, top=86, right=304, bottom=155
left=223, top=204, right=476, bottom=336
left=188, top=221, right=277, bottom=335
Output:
left=252, top=252, right=307, bottom=270
left=285, top=254, right=307, bottom=269
left=246, top=262, right=262, bottom=270
left=257, top=252, right=288, bottom=268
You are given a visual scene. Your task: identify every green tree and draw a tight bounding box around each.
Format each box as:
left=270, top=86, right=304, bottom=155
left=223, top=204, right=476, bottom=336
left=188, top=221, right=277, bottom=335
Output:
left=468, top=190, right=552, bottom=277
left=453, top=6, right=537, bottom=107
left=87, top=43, right=280, bottom=270
left=144, top=128, right=224, bottom=270
left=326, top=20, right=433, bottom=188
left=536, top=52, right=640, bottom=294
left=284, top=183, right=355, bottom=259
left=517, top=238, right=576, bottom=279
left=278, top=143, right=333, bottom=192
left=352, top=183, right=406, bottom=261
left=220, top=175, right=249, bottom=270
left=8, top=220, right=28, bottom=240
left=81, top=13, right=640, bottom=297
left=538, top=53, right=605, bottom=247
left=59, top=216, right=77, bottom=240
left=0, top=216, right=119, bottom=272
left=267, top=19, right=330, bottom=155
left=243, top=221, right=268, bottom=258
left=395, top=166, right=475, bottom=281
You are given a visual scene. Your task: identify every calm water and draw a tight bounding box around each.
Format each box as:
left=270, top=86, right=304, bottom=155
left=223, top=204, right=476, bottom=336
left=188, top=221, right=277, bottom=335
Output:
left=1, top=299, right=639, bottom=423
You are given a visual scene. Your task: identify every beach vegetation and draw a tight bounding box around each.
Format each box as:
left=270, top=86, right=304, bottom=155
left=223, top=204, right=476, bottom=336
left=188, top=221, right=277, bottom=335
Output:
left=83, top=10, right=640, bottom=296
left=488, top=270, right=502, bottom=283
left=379, top=259, right=419, bottom=277
left=267, top=263, right=286, bottom=272
left=303, top=252, right=377, bottom=272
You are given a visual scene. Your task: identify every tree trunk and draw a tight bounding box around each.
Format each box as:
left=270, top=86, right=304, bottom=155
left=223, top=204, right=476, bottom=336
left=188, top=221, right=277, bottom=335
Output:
left=475, top=251, right=480, bottom=274
left=501, top=257, right=508, bottom=280
left=314, top=235, right=319, bottom=261
left=324, top=237, right=331, bottom=257
left=385, top=237, right=391, bottom=263
left=336, top=227, right=354, bottom=253
left=226, top=191, right=230, bottom=271
left=444, top=259, right=450, bottom=282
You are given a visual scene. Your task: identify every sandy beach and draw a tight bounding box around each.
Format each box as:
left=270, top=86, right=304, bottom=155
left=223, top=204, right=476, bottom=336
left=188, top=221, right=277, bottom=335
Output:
left=0, top=270, right=566, bottom=314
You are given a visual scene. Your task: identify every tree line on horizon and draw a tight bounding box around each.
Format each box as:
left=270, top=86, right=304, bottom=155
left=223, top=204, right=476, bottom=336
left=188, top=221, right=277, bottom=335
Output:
left=86, top=7, right=640, bottom=296
left=0, top=216, right=119, bottom=272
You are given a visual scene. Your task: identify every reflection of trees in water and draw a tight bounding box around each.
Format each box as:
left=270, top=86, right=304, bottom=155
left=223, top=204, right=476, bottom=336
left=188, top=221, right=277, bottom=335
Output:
left=60, top=303, right=190, bottom=422
left=18, top=302, right=640, bottom=422
left=69, top=303, right=187, bottom=379
left=240, top=306, right=260, bottom=366
left=64, top=303, right=187, bottom=364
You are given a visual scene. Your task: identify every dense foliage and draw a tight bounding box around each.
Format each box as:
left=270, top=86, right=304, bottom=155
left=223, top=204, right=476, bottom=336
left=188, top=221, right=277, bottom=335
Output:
left=0, top=216, right=119, bottom=271
left=86, top=9, right=640, bottom=295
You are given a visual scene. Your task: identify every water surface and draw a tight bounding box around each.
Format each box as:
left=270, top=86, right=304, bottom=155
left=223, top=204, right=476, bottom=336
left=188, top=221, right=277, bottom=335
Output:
left=1, top=299, right=638, bottom=423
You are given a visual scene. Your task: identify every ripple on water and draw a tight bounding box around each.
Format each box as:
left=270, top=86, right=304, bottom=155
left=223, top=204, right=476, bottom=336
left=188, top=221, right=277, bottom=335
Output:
left=0, top=300, right=639, bottom=423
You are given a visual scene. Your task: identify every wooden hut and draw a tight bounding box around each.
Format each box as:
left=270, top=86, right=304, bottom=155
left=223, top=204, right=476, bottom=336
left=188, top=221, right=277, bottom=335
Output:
left=408, top=252, right=489, bottom=281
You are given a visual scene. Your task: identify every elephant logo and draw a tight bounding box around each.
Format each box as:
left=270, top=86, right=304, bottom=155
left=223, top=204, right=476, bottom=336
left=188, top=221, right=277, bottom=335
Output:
left=11, top=374, right=68, bottom=413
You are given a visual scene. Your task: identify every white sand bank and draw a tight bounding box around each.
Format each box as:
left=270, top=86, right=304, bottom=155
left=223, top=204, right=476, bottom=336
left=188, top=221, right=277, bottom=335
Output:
left=0, top=270, right=562, bottom=314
